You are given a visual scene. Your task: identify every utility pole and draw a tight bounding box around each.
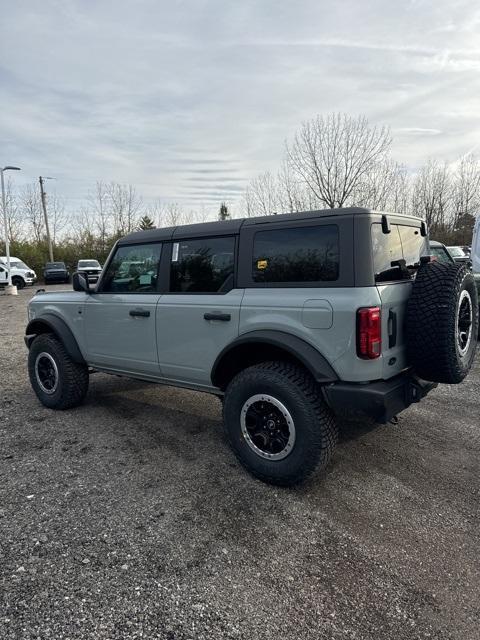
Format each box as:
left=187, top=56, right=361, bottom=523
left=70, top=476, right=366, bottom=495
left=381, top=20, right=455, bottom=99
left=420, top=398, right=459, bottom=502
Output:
left=39, top=176, right=54, bottom=262
left=1, top=165, right=21, bottom=295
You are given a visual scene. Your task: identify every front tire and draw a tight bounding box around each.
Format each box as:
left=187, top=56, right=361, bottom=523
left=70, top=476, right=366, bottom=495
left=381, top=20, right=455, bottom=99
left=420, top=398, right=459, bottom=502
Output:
left=223, top=362, right=338, bottom=486
left=28, top=334, right=89, bottom=409
left=12, top=276, right=25, bottom=290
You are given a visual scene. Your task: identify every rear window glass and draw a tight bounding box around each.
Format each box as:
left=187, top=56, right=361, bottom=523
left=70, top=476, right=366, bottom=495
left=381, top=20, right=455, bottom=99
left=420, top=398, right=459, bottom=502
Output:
left=371, top=223, right=427, bottom=283
left=252, top=225, right=339, bottom=283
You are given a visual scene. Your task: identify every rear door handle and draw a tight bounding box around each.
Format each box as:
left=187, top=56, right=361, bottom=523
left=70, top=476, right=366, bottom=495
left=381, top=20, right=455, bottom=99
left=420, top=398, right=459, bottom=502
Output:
left=204, top=312, right=231, bottom=322
left=129, top=308, right=150, bottom=318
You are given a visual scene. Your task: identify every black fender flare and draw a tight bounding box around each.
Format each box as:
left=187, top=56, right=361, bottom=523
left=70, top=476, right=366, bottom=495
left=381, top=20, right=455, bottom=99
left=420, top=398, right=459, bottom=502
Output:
left=211, top=330, right=338, bottom=386
left=25, top=314, right=86, bottom=364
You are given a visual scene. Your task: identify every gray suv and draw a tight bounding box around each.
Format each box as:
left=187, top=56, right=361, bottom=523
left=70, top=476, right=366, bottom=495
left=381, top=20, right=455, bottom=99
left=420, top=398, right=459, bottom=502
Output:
left=25, top=208, right=478, bottom=485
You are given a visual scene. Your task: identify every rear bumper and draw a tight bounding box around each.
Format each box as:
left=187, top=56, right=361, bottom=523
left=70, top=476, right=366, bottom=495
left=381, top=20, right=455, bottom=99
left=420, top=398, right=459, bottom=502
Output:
left=323, top=371, right=437, bottom=423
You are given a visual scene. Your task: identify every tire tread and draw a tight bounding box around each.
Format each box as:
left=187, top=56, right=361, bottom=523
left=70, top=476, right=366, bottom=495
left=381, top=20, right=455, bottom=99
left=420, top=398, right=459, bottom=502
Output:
left=223, top=361, right=338, bottom=486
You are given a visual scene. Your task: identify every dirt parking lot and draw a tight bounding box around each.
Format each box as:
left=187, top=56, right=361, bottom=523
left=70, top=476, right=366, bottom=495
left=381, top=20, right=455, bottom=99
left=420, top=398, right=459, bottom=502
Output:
left=0, top=285, right=479, bottom=640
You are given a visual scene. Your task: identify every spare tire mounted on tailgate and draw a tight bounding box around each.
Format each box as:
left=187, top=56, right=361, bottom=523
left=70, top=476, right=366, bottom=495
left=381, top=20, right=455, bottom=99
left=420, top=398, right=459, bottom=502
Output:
left=406, top=261, right=478, bottom=383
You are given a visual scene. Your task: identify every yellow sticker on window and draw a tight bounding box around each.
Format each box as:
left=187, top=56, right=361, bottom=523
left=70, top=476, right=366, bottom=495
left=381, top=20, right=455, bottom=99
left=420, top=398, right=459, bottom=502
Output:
left=257, top=259, right=268, bottom=270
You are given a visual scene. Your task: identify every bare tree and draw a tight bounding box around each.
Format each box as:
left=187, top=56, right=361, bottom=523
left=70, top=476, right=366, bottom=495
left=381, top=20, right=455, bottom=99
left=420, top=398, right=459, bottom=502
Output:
left=1, top=177, right=24, bottom=243
left=243, top=171, right=278, bottom=217
left=149, top=201, right=193, bottom=227
left=451, top=154, right=480, bottom=228
left=276, top=160, right=310, bottom=213
left=20, top=183, right=44, bottom=243
left=46, top=191, right=68, bottom=244
left=350, top=160, right=410, bottom=212
left=388, top=163, right=411, bottom=215
left=411, top=160, right=451, bottom=231
left=87, top=181, right=111, bottom=252
left=286, top=113, right=392, bottom=209
left=107, top=183, right=143, bottom=235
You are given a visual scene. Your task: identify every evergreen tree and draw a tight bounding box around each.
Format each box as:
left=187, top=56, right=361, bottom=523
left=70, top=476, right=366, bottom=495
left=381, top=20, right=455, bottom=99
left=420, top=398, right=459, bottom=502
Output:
left=138, top=215, right=156, bottom=230
left=219, top=202, right=229, bottom=221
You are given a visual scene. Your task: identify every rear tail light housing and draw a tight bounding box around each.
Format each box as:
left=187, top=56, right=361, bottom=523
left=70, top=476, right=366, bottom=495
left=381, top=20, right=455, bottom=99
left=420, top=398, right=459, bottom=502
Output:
left=357, top=307, right=382, bottom=359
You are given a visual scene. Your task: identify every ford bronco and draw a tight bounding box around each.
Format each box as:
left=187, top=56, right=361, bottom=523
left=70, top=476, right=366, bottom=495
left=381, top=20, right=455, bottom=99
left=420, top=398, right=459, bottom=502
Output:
left=25, top=208, right=478, bottom=485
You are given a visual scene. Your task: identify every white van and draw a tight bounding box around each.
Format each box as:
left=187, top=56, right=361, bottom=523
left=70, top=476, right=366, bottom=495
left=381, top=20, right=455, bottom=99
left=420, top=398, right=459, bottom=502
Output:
left=0, top=256, right=37, bottom=289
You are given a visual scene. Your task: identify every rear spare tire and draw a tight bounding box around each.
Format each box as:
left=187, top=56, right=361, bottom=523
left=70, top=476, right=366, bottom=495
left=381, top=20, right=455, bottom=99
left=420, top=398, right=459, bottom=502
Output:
left=406, top=261, right=478, bottom=383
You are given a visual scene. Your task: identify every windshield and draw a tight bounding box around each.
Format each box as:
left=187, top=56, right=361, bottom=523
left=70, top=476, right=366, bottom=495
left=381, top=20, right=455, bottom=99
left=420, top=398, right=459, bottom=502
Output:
left=46, top=262, right=66, bottom=269
left=447, top=247, right=465, bottom=257
left=10, top=260, right=29, bottom=270
left=78, top=260, right=100, bottom=268
left=430, top=245, right=453, bottom=264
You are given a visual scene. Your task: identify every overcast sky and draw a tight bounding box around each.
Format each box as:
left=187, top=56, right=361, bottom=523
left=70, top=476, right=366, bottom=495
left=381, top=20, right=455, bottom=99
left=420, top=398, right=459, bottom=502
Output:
left=1, top=0, right=480, bottom=213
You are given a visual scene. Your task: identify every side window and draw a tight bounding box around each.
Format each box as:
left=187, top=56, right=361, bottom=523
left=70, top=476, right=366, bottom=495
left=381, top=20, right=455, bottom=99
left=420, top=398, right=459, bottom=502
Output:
left=101, top=243, right=162, bottom=293
left=252, top=225, right=339, bottom=283
left=170, top=236, right=235, bottom=293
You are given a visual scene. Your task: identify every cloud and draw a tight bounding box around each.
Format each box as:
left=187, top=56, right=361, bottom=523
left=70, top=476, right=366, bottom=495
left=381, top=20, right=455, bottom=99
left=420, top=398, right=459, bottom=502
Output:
left=1, top=0, right=480, bottom=212
left=396, top=128, right=443, bottom=136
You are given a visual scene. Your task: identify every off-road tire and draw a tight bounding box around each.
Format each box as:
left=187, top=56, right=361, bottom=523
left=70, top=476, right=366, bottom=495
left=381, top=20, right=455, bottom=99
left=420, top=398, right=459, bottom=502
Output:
left=223, top=361, right=338, bottom=486
left=12, top=276, right=25, bottom=290
left=406, top=261, right=478, bottom=383
left=28, top=333, right=89, bottom=409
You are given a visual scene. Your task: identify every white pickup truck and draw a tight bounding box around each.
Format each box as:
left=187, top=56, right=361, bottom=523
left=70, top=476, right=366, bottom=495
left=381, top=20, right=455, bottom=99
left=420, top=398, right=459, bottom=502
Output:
left=0, top=257, right=37, bottom=289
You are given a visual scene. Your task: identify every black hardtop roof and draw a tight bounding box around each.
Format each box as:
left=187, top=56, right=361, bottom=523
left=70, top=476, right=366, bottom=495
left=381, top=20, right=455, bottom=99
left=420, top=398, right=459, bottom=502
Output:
left=118, top=207, right=421, bottom=245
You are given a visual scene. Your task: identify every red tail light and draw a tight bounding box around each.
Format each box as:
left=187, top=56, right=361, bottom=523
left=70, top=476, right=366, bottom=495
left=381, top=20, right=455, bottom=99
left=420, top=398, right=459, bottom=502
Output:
left=357, top=307, right=381, bottom=359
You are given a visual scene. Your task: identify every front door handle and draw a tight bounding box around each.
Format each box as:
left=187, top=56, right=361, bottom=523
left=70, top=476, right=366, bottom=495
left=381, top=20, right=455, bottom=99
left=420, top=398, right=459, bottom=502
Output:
left=204, top=312, right=231, bottom=322
left=129, top=308, right=150, bottom=318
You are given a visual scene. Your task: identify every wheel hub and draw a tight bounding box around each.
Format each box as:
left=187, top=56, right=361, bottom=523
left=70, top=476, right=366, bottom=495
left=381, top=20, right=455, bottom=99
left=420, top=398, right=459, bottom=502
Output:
left=35, top=352, right=59, bottom=395
left=456, top=290, right=473, bottom=356
left=240, top=394, right=296, bottom=461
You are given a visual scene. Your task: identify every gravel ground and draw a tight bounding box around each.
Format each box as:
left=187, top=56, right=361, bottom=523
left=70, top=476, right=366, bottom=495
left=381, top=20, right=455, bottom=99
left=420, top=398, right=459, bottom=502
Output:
left=0, top=285, right=479, bottom=640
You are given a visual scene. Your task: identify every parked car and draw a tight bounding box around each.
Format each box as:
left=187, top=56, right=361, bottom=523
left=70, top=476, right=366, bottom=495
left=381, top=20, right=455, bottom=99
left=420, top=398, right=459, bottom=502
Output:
left=0, top=256, right=37, bottom=289
left=44, top=262, right=70, bottom=284
left=76, top=259, right=102, bottom=284
left=429, top=240, right=455, bottom=265
left=24, top=208, right=478, bottom=486
left=447, top=246, right=471, bottom=265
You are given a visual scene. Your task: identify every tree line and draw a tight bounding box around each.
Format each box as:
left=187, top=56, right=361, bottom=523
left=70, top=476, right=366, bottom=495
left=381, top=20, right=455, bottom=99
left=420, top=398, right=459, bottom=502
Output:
left=243, top=113, right=478, bottom=247
left=1, top=180, right=223, bottom=276
left=1, top=112, right=478, bottom=278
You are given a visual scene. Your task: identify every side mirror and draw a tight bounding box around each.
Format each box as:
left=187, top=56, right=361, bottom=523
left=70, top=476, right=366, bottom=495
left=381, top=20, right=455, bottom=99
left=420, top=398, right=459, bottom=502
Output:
left=72, top=272, right=90, bottom=292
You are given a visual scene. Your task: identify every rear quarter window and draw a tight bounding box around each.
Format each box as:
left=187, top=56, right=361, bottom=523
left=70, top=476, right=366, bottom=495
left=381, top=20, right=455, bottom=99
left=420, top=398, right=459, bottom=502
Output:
left=252, top=225, right=339, bottom=283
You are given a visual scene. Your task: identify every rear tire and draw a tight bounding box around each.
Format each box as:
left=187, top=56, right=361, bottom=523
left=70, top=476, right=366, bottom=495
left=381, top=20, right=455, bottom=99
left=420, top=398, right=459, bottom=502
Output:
left=28, top=334, right=89, bottom=409
left=223, top=362, right=338, bottom=486
left=406, top=262, right=478, bottom=383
